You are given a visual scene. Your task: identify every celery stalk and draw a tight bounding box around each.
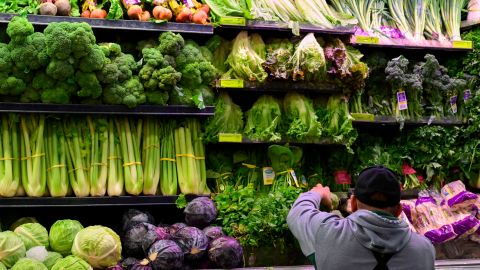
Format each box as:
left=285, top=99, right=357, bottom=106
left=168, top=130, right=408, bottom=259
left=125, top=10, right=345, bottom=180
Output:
left=0, top=114, right=20, bottom=197
left=88, top=117, right=108, bottom=196
left=45, top=117, right=68, bottom=197
left=64, top=118, right=90, bottom=197
left=107, top=118, right=124, bottom=196
left=187, top=119, right=209, bottom=194
left=142, top=118, right=161, bottom=195
left=160, top=121, right=177, bottom=195
left=20, top=114, right=46, bottom=197
left=116, top=117, right=143, bottom=195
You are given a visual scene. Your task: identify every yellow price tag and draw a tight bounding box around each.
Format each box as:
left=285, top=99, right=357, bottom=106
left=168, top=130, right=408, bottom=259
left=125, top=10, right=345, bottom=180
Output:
left=452, top=40, right=473, bottom=49
left=355, top=36, right=380, bottom=44
left=219, top=79, right=244, bottom=88
left=263, top=167, right=275, bottom=186
left=351, top=113, right=375, bottom=122
left=218, top=16, right=246, bottom=26
left=218, top=133, right=243, bottom=143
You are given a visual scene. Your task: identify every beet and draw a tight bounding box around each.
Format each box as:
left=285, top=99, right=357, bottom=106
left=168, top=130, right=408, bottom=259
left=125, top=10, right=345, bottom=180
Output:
left=39, top=2, right=57, bottom=15
left=122, top=209, right=155, bottom=232
left=148, top=240, right=183, bottom=270
left=123, top=222, right=159, bottom=258
left=208, top=236, right=244, bottom=269
left=54, top=0, right=71, bottom=16
left=202, top=226, right=225, bottom=242
left=184, top=197, right=217, bottom=229
left=173, top=227, right=208, bottom=261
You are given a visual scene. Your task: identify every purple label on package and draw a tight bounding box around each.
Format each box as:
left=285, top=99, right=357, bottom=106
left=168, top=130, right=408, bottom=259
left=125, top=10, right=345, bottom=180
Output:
left=450, top=95, right=458, bottom=114
left=464, top=90, right=471, bottom=101
left=397, top=91, right=408, bottom=111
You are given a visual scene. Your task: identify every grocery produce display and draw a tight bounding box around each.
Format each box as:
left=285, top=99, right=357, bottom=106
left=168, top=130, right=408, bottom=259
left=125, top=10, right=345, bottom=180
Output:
left=0, top=0, right=480, bottom=269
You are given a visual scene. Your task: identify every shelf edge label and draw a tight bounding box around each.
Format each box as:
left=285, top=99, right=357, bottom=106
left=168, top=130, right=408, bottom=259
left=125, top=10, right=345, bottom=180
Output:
left=218, top=133, right=243, bottom=143
left=355, top=35, right=379, bottom=44
left=219, top=79, right=244, bottom=88
left=452, top=40, right=473, bottom=49
left=218, top=16, right=246, bottom=26
left=350, top=113, right=375, bottom=121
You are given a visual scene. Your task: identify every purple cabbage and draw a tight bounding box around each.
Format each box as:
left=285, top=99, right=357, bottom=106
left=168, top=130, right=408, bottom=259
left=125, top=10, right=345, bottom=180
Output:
left=108, top=263, right=124, bottom=270
left=208, top=236, right=244, bottom=269
left=123, top=222, right=159, bottom=258
left=173, top=226, right=209, bottom=261
left=121, top=257, right=140, bottom=270
left=168, top=223, right=187, bottom=235
left=184, top=197, right=217, bottom=229
left=155, top=227, right=171, bottom=240
left=130, top=259, right=153, bottom=270
left=148, top=240, right=184, bottom=270
left=122, top=209, right=155, bottom=231
left=203, top=226, right=225, bottom=242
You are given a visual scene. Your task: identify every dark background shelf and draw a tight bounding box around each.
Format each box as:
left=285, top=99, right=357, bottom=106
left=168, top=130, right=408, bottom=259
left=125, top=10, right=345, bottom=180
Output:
left=352, top=116, right=464, bottom=127
left=0, top=103, right=215, bottom=116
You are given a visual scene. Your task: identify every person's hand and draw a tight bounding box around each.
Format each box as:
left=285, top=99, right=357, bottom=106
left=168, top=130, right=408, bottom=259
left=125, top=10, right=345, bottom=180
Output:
left=311, top=184, right=332, bottom=210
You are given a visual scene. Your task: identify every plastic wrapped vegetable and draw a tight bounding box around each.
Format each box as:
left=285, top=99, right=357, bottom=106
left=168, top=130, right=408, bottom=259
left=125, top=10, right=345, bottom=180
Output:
left=123, top=222, right=159, bottom=258
left=0, top=231, right=26, bottom=267
left=208, top=236, right=244, bottom=269
left=184, top=197, right=218, bottom=229
left=264, top=38, right=294, bottom=80
left=288, top=33, right=326, bottom=82
left=173, top=227, right=209, bottom=261
left=71, top=226, right=122, bottom=269
left=10, top=258, right=48, bottom=270
left=203, top=226, right=225, bottom=242
left=14, top=223, right=49, bottom=250
left=204, top=93, right=244, bottom=143
left=244, top=95, right=282, bottom=142
left=49, top=219, right=84, bottom=256
left=147, top=240, right=183, bottom=270
left=283, top=92, right=322, bottom=142
left=51, top=255, right=92, bottom=270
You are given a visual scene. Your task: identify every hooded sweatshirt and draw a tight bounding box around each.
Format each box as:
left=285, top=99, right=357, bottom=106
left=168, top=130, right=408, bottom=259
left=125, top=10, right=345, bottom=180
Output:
left=287, top=191, right=435, bottom=270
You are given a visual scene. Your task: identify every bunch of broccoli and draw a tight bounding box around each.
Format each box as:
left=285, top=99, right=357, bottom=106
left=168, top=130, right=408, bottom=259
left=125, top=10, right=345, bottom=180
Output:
left=138, top=32, right=218, bottom=108
left=99, top=43, right=145, bottom=108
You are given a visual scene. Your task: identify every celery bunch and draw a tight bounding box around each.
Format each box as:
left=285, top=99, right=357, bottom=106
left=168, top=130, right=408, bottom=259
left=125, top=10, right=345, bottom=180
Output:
left=0, top=114, right=21, bottom=197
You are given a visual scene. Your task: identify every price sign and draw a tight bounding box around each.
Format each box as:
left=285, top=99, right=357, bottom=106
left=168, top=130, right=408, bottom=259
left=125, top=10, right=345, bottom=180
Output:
left=355, top=36, right=380, bottom=44
left=263, top=167, right=275, bottom=185
left=397, top=91, right=408, bottom=111
left=218, top=133, right=243, bottom=143
left=452, top=40, right=473, bottom=49
left=218, top=17, right=247, bottom=26
left=219, top=79, right=244, bottom=88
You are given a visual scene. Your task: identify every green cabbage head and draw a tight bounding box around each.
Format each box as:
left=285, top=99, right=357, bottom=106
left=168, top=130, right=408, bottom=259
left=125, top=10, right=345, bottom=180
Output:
left=0, top=231, right=26, bottom=267
left=51, top=255, right=92, bottom=270
left=14, top=223, right=49, bottom=250
left=43, top=252, right=62, bottom=270
left=71, top=226, right=121, bottom=269
left=49, top=220, right=84, bottom=256
left=10, top=258, right=48, bottom=270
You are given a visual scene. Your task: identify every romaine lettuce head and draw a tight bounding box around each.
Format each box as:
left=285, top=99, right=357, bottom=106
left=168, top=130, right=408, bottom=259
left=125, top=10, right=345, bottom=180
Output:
left=49, top=219, right=84, bottom=256
left=14, top=223, right=49, bottom=250
left=0, top=230, right=26, bottom=267
left=10, top=258, right=48, bottom=270
left=72, top=226, right=121, bottom=269
left=51, top=255, right=92, bottom=270
left=43, top=252, right=62, bottom=270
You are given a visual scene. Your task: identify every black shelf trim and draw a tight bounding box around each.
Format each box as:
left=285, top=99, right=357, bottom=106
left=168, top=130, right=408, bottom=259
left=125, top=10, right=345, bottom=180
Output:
left=218, top=20, right=355, bottom=35
left=215, top=80, right=339, bottom=94
left=0, top=195, right=207, bottom=208
left=218, top=138, right=346, bottom=146
left=0, top=103, right=215, bottom=116
left=0, top=13, right=214, bottom=34
left=352, top=116, right=464, bottom=126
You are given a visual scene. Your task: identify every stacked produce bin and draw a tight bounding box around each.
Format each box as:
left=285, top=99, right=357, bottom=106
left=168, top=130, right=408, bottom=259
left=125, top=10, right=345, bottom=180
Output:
left=0, top=0, right=479, bottom=269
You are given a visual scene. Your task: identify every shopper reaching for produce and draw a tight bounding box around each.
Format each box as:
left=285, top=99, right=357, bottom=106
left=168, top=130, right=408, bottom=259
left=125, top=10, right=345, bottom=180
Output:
left=287, top=166, right=435, bottom=270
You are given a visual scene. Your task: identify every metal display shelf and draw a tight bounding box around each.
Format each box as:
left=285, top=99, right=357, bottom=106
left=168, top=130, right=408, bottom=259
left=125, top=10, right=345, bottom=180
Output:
left=215, top=80, right=339, bottom=94
left=350, top=36, right=473, bottom=51
left=0, top=103, right=215, bottom=116
left=352, top=116, right=464, bottom=126
left=0, top=13, right=214, bottom=34
left=461, top=19, right=480, bottom=31
left=218, top=137, right=345, bottom=146
left=0, top=195, right=206, bottom=207
left=219, top=20, right=355, bottom=35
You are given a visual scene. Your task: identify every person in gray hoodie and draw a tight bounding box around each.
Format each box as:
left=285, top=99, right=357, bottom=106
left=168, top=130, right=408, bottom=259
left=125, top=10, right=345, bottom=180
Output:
left=287, top=166, right=435, bottom=270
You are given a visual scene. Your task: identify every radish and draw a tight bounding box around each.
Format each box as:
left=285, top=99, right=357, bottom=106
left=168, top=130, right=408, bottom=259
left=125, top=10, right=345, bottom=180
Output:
left=175, top=6, right=191, bottom=23
left=90, top=8, right=107, bottom=19
left=152, top=6, right=172, bottom=20
left=192, top=9, right=208, bottom=24
left=127, top=5, right=143, bottom=20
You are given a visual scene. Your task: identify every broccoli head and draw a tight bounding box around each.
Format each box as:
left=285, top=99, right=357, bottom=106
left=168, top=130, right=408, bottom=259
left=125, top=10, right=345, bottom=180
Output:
left=6, top=16, right=34, bottom=44
left=11, top=65, right=34, bottom=83
left=114, top=53, right=138, bottom=81
left=168, top=86, right=193, bottom=106
left=180, top=63, right=202, bottom=87
left=146, top=91, right=169, bottom=105
left=142, top=48, right=168, bottom=67
left=46, top=58, right=75, bottom=81
left=44, top=22, right=73, bottom=60
left=27, top=32, right=49, bottom=68
left=103, top=77, right=146, bottom=108
left=98, top=59, right=121, bottom=84
left=139, top=64, right=155, bottom=83
left=99, top=43, right=122, bottom=58
left=175, top=44, right=205, bottom=70
left=158, top=32, right=184, bottom=56
left=70, top=25, right=96, bottom=59
left=137, top=39, right=158, bottom=52
left=0, top=75, right=26, bottom=96
left=198, top=61, right=218, bottom=84
left=78, top=45, right=105, bottom=73
left=152, top=66, right=182, bottom=90
left=10, top=33, right=49, bottom=72
left=75, top=71, right=102, bottom=99
left=41, top=81, right=75, bottom=104
left=32, top=71, right=56, bottom=90
left=0, top=43, right=11, bottom=73
left=20, top=88, right=41, bottom=103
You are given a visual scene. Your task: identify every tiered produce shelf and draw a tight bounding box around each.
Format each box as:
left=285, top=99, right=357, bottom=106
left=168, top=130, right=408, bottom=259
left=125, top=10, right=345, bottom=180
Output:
left=0, top=13, right=214, bottom=34
left=0, top=195, right=205, bottom=207
left=351, top=35, right=473, bottom=51
left=215, top=79, right=339, bottom=94
left=0, top=103, right=215, bottom=116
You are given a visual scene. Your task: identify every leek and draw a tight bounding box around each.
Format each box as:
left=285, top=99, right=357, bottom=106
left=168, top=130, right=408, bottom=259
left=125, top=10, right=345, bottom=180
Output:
left=0, top=114, right=20, bottom=197
left=116, top=117, right=143, bottom=195
left=388, top=0, right=413, bottom=39
left=20, top=114, right=46, bottom=197
left=64, top=117, right=90, bottom=197
left=142, top=118, right=161, bottom=195
left=334, top=0, right=378, bottom=33
left=107, top=118, right=124, bottom=196
left=88, top=117, right=108, bottom=197
left=406, top=0, right=430, bottom=41
left=160, top=121, right=177, bottom=195
left=45, top=117, right=68, bottom=197
left=441, top=0, right=468, bottom=41
left=425, top=0, right=448, bottom=42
